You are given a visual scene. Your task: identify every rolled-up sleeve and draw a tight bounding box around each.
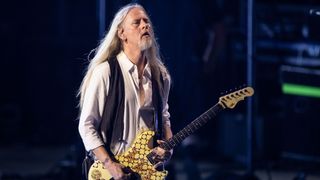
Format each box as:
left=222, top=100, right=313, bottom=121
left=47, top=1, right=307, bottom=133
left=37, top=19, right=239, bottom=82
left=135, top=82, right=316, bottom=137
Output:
left=78, top=62, right=110, bottom=151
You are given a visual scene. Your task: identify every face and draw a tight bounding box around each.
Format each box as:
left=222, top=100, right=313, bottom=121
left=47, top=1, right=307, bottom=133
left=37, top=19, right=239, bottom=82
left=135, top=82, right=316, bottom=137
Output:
left=118, top=7, right=153, bottom=51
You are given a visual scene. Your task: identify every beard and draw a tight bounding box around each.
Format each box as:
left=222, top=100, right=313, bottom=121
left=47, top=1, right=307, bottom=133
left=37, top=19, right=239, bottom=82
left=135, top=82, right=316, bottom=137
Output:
left=139, top=38, right=152, bottom=51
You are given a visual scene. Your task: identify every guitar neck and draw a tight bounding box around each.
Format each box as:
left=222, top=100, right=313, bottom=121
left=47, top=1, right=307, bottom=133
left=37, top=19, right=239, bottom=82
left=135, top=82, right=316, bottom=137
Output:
left=160, top=103, right=224, bottom=150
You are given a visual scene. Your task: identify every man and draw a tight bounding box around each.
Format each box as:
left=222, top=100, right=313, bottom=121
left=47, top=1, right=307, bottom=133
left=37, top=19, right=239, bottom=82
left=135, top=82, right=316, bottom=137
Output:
left=78, top=3, right=172, bottom=179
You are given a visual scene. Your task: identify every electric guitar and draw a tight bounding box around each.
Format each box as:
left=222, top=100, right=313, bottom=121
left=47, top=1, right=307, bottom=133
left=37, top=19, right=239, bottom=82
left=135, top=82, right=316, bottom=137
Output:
left=88, top=87, right=254, bottom=180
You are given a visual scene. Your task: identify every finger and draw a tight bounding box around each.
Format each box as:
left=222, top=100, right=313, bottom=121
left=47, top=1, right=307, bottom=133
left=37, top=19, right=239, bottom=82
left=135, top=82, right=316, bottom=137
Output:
left=154, top=155, right=165, bottom=162
left=153, top=147, right=165, bottom=155
left=157, top=140, right=165, bottom=144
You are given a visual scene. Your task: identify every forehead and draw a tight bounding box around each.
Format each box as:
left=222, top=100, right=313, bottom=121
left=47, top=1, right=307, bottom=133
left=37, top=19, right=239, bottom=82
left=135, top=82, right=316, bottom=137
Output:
left=124, top=7, right=148, bottom=21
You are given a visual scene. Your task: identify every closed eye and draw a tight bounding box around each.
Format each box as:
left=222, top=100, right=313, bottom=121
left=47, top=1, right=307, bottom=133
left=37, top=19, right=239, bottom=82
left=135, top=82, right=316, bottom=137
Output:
left=132, top=18, right=150, bottom=26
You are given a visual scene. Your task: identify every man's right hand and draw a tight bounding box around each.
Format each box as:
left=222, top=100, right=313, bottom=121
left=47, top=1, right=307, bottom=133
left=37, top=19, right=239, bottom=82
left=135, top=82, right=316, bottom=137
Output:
left=104, top=160, right=131, bottom=180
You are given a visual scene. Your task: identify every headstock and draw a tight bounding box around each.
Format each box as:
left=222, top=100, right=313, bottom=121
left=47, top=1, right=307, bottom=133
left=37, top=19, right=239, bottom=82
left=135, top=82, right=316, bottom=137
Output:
left=219, top=87, right=254, bottom=109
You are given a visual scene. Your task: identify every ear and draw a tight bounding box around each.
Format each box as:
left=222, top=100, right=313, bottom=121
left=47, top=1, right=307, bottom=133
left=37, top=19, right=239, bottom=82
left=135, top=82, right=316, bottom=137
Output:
left=117, top=28, right=126, bottom=41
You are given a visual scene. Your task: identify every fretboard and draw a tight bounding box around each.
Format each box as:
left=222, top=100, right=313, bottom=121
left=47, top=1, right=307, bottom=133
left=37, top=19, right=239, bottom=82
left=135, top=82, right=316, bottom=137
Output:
left=159, top=103, right=223, bottom=150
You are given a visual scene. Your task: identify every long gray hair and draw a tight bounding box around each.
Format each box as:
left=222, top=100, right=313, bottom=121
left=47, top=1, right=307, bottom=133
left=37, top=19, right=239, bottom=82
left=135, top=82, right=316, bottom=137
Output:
left=78, top=3, right=170, bottom=108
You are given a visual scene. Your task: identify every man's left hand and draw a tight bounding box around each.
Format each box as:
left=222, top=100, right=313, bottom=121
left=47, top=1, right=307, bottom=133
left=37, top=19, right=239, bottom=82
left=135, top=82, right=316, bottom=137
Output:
left=152, top=140, right=173, bottom=169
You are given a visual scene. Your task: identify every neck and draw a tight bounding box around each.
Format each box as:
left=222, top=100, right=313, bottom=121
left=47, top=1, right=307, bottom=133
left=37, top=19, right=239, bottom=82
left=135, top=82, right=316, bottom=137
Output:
left=123, top=48, right=147, bottom=77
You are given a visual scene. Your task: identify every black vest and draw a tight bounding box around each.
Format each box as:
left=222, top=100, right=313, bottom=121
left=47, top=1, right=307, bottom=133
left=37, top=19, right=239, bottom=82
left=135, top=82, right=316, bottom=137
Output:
left=99, top=57, right=164, bottom=155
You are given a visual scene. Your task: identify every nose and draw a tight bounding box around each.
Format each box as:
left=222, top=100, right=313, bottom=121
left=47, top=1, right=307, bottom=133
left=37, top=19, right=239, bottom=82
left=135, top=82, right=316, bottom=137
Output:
left=141, top=20, right=150, bottom=29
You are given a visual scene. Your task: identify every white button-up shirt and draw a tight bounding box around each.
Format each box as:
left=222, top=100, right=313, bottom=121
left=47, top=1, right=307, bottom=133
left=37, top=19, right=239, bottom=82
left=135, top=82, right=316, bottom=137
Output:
left=78, top=51, right=171, bottom=155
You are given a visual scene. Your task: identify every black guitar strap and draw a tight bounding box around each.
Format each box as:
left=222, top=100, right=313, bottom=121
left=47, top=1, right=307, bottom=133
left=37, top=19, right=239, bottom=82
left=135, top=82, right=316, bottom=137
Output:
left=151, top=65, right=164, bottom=145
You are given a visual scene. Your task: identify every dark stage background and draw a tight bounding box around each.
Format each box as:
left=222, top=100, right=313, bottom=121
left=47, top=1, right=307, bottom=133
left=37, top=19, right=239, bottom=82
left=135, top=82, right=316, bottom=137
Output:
left=1, top=0, right=320, bottom=179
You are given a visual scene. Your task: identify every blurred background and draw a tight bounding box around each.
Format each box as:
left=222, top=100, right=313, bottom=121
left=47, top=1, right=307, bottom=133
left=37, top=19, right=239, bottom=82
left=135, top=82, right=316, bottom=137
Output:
left=1, top=0, right=320, bottom=179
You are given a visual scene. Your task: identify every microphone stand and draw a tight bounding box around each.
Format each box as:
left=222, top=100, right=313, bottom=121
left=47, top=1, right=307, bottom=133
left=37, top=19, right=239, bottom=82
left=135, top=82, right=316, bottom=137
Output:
left=244, top=0, right=259, bottom=179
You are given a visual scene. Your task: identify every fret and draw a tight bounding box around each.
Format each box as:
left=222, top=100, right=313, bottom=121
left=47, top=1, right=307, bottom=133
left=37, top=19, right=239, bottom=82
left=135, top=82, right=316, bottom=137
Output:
left=170, top=132, right=187, bottom=147
left=158, top=140, right=174, bottom=150
left=190, top=122, right=198, bottom=130
left=187, top=124, right=196, bottom=135
left=199, top=117, right=207, bottom=124
left=184, top=127, right=190, bottom=135
left=209, top=110, right=215, bottom=117
left=184, top=128, right=190, bottom=134
left=180, top=130, right=187, bottom=138
left=176, top=132, right=184, bottom=142
left=171, top=136, right=179, bottom=145
left=161, top=142, right=170, bottom=150
left=186, top=126, right=192, bottom=133
left=168, top=140, right=175, bottom=148
left=200, top=116, right=207, bottom=123
left=191, top=123, right=196, bottom=128
left=196, top=119, right=204, bottom=126
left=181, top=129, right=188, bottom=137
left=173, top=136, right=181, bottom=144
left=167, top=140, right=175, bottom=149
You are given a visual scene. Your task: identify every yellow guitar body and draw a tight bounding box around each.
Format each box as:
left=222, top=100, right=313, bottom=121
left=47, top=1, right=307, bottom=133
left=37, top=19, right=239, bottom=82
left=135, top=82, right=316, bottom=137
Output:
left=88, top=130, right=167, bottom=180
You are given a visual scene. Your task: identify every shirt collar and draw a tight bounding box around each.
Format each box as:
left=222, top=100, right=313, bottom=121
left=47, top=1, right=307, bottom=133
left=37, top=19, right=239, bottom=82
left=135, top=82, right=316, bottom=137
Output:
left=117, top=51, right=135, bottom=72
left=117, top=51, right=151, bottom=79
